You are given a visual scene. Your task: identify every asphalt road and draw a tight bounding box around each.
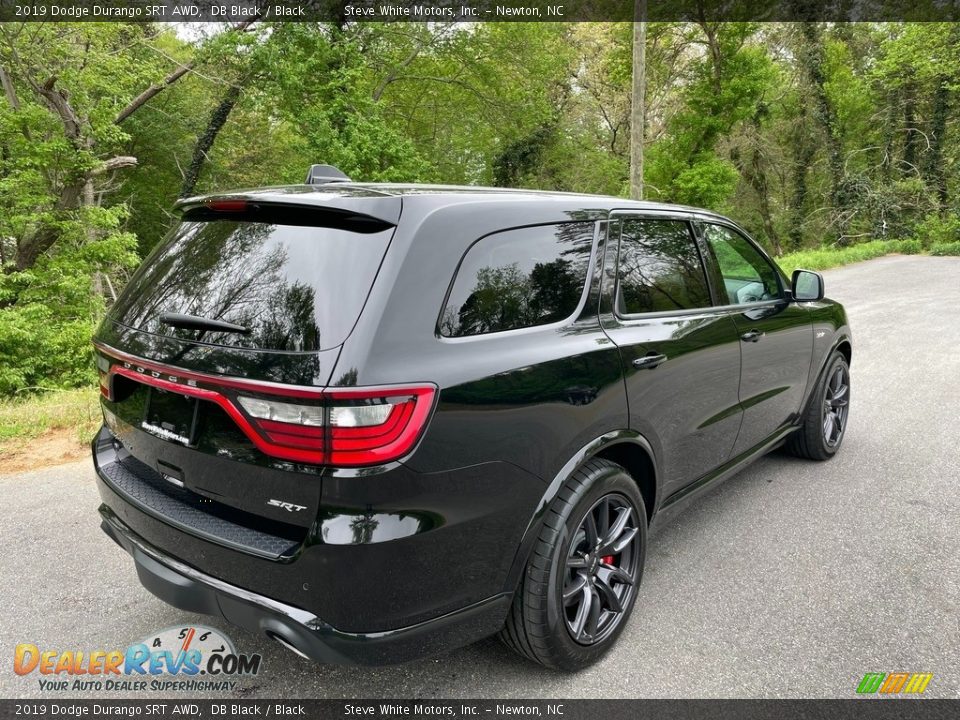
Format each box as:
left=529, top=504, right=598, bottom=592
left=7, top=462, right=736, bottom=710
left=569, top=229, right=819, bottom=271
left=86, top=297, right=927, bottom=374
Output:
left=2, top=255, right=959, bottom=699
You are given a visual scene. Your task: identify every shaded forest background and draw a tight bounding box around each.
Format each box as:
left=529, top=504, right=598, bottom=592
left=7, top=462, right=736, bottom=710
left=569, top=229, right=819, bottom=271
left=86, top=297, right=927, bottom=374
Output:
left=0, top=20, right=958, bottom=394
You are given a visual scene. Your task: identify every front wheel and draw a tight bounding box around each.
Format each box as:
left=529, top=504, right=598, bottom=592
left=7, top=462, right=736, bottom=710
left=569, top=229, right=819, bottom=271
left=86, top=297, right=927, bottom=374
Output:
left=499, top=459, right=646, bottom=670
left=788, top=351, right=850, bottom=460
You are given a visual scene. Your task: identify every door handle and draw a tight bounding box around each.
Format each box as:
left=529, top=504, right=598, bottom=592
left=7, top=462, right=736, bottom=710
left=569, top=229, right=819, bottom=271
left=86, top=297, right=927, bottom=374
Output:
left=741, top=329, right=764, bottom=343
left=632, top=352, right=667, bottom=370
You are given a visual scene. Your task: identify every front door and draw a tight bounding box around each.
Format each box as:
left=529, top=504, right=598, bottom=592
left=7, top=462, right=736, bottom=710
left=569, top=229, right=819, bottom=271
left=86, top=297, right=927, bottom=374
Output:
left=698, top=222, right=814, bottom=455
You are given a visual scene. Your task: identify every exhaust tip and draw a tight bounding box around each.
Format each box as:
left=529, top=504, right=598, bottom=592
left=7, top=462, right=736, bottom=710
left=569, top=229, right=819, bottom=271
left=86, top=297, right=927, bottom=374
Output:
left=266, top=631, right=311, bottom=660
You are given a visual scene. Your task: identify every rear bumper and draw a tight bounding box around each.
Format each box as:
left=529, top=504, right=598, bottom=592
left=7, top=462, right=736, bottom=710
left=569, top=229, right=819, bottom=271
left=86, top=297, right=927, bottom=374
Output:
left=90, top=421, right=538, bottom=664
left=99, top=504, right=511, bottom=665
left=92, top=421, right=543, bottom=634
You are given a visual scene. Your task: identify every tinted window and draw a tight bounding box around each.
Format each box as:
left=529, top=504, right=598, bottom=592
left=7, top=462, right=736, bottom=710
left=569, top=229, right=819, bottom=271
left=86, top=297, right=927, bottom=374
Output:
left=109, top=220, right=393, bottom=352
left=440, top=222, right=594, bottom=337
left=616, top=219, right=711, bottom=315
left=702, top=224, right=781, bottom=304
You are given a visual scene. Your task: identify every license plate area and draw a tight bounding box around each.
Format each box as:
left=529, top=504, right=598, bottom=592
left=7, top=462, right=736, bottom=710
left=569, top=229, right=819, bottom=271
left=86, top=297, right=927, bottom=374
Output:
left=142, top=387, right=200, bottom=446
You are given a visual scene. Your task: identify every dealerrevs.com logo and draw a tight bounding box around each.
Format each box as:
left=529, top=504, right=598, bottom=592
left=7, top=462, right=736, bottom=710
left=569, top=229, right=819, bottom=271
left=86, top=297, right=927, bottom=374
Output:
left=14, top=625, right=262, bottom=693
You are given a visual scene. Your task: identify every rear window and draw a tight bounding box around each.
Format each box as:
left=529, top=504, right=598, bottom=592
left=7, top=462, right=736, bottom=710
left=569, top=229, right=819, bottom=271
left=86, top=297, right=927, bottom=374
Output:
left=439, top=222, right=595, bottom=338
left=109, top=219, right=393, bottom=352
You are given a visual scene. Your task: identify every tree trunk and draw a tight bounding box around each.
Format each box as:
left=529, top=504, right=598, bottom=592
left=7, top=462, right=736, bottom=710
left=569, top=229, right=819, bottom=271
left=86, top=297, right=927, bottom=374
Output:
left=743, top=112, right=782, bottom=255
left=788, top=102, right=816, bottom=252
left=880, top=90, right=898, bottom=182
left=629, top=1, right=646, bottom=201
left=924, top=78, right=950, bottom=209
left=800, top=23, right=844, bottom=216
left=902, top=76, right=920, bottom=176
left=180, top=85, right=242, bottom=198
left=15, top=179, right=84, bottom=270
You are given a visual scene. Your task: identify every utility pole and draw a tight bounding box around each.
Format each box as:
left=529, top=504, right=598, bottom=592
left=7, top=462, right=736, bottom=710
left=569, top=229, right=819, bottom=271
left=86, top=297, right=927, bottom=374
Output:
left=629, top=0, right=647, bottom=200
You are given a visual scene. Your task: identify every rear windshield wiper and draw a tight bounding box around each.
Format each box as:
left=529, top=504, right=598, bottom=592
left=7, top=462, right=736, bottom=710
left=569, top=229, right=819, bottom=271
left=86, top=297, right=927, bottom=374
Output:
left=159, top=312, right=250, bottom=335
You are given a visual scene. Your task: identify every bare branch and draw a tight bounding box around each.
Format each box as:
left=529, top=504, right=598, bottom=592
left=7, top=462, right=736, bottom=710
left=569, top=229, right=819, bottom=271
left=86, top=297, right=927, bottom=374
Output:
left=32, top=75, right=82, bottom=141
left=1, top=37, right=82, bottom=141
left=90, top=156, right=138, bottom=176
left=114, top=17, right=259, bottom=125
left=114, top=62, right=194, bottom=125
left=373, top=43, right=424, bottom=102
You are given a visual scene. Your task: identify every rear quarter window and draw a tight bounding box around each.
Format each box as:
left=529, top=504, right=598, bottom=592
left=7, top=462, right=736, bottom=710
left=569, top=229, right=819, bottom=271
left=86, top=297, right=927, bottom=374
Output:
left=439, top=222, right=595, bottom=338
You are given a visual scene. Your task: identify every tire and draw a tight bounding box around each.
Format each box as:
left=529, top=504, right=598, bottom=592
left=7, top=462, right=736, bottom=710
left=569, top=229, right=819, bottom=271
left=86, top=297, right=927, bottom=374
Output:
left=788, top=351, right=850, bottom=461
left=499, top=458, right=647, bottom=670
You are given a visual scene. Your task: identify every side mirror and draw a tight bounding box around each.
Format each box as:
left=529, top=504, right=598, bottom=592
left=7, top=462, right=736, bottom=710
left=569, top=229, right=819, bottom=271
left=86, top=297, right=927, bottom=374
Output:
left=791, top=269, right=824, bottom=302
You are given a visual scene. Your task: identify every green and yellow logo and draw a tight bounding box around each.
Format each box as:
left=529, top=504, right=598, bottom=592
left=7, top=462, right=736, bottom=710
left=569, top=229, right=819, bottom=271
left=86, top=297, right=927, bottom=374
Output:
left=856, top=672, right=933, bottom=694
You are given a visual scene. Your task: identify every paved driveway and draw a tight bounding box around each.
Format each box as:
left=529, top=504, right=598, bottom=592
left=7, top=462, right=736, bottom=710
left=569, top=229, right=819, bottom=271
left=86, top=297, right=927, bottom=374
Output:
left=2, top=255, right=958, bottom=699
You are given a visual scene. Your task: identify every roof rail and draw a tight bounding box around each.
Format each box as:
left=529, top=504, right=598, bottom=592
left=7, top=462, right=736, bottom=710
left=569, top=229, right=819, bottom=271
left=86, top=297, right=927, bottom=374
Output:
left=305, top=164, right=352, bottom=185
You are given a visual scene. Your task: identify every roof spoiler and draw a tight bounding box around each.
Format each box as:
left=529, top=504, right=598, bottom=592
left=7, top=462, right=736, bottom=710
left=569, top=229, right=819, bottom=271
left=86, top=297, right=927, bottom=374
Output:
left=177, top=201, right=394, bottom=233
left=305, top=164, right=351, bottom=185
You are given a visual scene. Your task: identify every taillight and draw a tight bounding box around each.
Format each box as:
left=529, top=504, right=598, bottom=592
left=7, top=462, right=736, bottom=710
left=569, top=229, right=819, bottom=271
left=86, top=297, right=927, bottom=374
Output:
left=96, top=355, right=112, bottom=400
left=235, top=386, right=436, bottom=467
left=327, top=387, right=435, bottom=466
left=98, top=371, right=112, bottom=400
left=94, top=343, right=437, bottom=468
left=237, top=396, right=325, bottom=426
left=205, top=199, right=248, bottom=212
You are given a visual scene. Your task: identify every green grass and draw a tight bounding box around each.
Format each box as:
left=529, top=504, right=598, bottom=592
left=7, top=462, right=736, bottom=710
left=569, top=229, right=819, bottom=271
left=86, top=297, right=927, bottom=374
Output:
left=930, top=241, right=960, bottom=256
left=0, top=387, right=101, bottom=444
left=776, top=239, right=929, bottom=275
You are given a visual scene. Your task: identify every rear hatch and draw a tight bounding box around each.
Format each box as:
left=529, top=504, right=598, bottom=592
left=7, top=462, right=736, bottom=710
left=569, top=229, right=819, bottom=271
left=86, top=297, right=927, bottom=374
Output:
left=93, top=191, right=400, bottom=548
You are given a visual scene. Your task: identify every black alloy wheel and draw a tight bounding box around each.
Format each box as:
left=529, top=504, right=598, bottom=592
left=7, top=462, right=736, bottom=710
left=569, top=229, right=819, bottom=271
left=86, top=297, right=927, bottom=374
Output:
left=788, top=350, right=851, bottom=461
left=822, top=363, right=849, bottom=448
left=500, top=458, right=647, bottom=670
left=563, top=494, right=641, bottom=645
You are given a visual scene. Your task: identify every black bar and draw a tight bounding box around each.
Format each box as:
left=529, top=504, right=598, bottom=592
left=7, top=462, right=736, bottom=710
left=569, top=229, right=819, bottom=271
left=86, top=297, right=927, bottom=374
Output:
left=0, top=700, right=958, bottom=720
left=1, top=0, right=959, bottom=23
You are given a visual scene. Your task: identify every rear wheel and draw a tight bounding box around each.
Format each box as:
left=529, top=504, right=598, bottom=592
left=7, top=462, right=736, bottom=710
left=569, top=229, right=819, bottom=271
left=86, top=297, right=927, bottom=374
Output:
left=788, top=351, right=850, bottom=460
left=500, top=459, right=646, bottom=670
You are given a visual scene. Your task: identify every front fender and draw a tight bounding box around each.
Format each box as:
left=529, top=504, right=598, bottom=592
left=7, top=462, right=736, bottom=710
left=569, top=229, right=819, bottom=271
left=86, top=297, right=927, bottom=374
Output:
left=802, top=299, right=852, bottom=415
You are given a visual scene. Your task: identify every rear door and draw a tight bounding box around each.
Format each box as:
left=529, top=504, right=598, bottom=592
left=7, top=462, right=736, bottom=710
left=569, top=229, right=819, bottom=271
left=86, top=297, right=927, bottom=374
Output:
left=697, top=221, right=814, bottom=455
left=600, top=213, right=743, bottom=499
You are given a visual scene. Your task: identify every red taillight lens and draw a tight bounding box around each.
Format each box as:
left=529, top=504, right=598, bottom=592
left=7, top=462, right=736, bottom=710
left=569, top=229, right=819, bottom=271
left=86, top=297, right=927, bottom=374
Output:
left=236, top=386, right=435, bottom=467
left=205, top=199, right=248, bottom=212
left=327, top=387, right=435, bottom=466
left=98, top=374, right=112, bottom=400
left=95, top=344, right=436, bottom=468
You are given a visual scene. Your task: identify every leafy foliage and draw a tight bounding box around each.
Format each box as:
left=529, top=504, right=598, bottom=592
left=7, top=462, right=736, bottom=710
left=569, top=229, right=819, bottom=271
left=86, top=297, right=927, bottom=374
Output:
left=0, top=205, right=138, bottom=393
left=0, top=20, right=958, bottom=396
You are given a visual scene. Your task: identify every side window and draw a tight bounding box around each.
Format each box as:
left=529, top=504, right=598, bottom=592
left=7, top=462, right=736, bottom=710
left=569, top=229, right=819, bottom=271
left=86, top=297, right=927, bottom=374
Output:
left=702, top=224, right=782, bottom=305
left=616, top=219, right=711, bottom=315
left=440, top=222, right=594, bottom=337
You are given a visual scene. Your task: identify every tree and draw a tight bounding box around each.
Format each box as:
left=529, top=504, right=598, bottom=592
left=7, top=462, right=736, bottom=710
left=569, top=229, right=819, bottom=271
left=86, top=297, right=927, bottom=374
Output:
left=0, top=20, right=257, bottom=270
left=644, top=22, right=775, bottom=211
left=630, top=3, right=647, bottom=200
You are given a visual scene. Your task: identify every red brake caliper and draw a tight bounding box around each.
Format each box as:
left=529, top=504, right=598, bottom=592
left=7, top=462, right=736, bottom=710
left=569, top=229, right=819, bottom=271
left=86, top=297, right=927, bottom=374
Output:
left=601, top=555, right=615, bottom=566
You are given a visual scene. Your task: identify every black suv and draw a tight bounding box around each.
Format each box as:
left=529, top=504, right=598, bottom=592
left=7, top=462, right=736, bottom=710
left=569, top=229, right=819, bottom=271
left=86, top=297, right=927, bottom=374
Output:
left=92, top=167, right=852, bottom=670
